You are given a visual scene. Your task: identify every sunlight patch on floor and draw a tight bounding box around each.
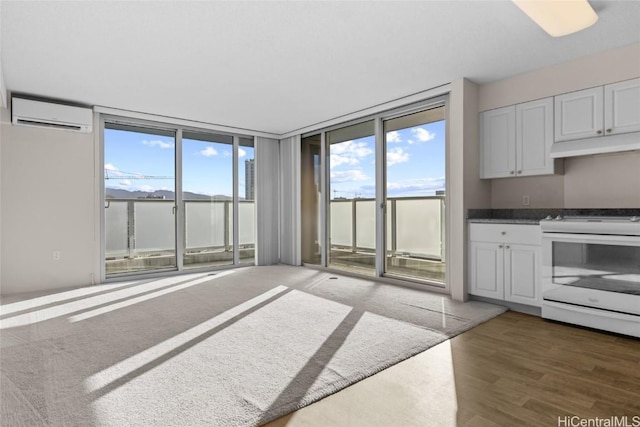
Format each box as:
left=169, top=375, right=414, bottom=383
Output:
left=0, top=272, right=216, bottom=329
left=0, top=280, right=138, bottom=316
left=68, top=271, right=235, bottom=322
left=84, top=284, right=289, bottom=394
left=270, top=340, right=459, bottom=427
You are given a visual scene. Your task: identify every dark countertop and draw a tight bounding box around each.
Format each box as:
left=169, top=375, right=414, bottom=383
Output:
left=467, top=208, right=640, bottom=223
left=467, top=218, right=540, bottom=225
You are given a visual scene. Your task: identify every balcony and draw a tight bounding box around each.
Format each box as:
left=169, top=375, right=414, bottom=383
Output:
left=105, top=199, right=255, bottom=275
left=318, top=196, right=445, bottom=282
left=105, top=196, right=445, bottom=282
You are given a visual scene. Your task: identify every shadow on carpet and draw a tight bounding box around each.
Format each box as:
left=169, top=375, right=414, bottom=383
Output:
left=0, top=265, right=507, bottom=426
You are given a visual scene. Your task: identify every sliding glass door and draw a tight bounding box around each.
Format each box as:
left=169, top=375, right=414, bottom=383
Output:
left=326, top=120, right=376, bottom=276
left=383, top=106, right=446, bottom=282
left=238, top=137, right=256, bottom=265
left=300, top=134, right=322, bottom=265
left=103, top=121, right=255, bottom=277
left=104, top=124, right=177, bottom=275
left=182, top=131, right=234, bottom=269
left=300, top=99, right=447, bottom=285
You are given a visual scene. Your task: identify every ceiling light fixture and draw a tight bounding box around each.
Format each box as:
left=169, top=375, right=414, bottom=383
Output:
left=513, top=0, right=599, bottom=37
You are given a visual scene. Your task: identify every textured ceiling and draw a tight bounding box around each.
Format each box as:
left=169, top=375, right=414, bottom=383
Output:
left=2, top=1, right=639, bottom=135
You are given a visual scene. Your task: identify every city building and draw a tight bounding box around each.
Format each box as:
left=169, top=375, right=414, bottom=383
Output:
left=245, top=158, right=255, bottom=201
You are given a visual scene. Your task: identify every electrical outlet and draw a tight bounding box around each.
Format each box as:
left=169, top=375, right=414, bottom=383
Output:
left=52, top=251, right=61, bottom=261
left=522, top=195, right=530, bottom=206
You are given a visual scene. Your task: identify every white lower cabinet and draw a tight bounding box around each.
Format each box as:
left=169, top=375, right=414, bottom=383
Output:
left=469, top=223, right=541, bottom=307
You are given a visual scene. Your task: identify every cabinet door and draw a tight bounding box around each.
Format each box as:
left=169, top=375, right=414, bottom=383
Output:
left=554, top=86, right=604, bottom=142
left=604, top=78, right=640, bottom=136
left=469, top=242, right=504, bottom=299
left=504, top=244, right=540, bottom=307
left=480, top=106, right=516, bottom=179
left=517, top=97, right=554, bottom=176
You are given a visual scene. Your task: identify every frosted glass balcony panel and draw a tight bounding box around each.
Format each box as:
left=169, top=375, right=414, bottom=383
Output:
left=135, top=202, right=176, bottom=253
left=105, top=201, right=129, bottom=258
left=330, top=201, right=353, bottom=247
left=355, top=200, right=375, bottom=250
left=395, top=199, right=442, bottom=258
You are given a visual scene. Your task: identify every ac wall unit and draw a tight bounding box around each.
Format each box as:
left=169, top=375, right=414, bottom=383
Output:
left=11, top=97, right=93, bottom=133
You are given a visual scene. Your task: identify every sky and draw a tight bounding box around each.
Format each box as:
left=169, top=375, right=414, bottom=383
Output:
left=330, top=120, right=445, bottom=199
left=104, top=129, right=254, bottom=198
left=104, top=119, right=444, bottom=200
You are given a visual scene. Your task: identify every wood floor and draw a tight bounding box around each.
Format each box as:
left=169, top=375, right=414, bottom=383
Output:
left=264, top=311, right=640, bottom=427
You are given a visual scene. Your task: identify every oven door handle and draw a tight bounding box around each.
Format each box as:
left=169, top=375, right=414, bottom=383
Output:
left=542, top=232, right=640, bottom=245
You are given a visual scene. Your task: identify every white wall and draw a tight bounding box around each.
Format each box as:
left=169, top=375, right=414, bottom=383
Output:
left=448, top=78, right=491, bottom=302
left=479, top=43, right=640, bottom=111
left=0, top=3, right=6, bottom=109
left=0, top=60, right=6, bottom=109
left=480, top=42, right=640, bottom=209
left=0, top=5, right=4, bottom=290
left=563, top=152, right=640, bottom=208
left=0, top=107, right=98, bottom=295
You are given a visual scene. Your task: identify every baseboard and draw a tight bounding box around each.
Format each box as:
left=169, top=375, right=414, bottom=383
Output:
left=469, top=295, right=541, bottom=316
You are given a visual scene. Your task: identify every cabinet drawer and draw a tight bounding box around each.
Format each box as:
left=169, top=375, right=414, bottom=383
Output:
left=469, top=223, right=541, bottom=245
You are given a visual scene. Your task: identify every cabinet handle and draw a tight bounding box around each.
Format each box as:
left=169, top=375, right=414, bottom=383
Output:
left=517, top=170, right=522, bottom=174
left=510, top=171, right=515, bottom=175
left=606, top=128, right=612, bottom=133
left=501, top=231, right=506, bottom=235
left=597, top=130, right=603, bottom=135
left=499, top=245, right=504, bottom=248
left=505, top=245, right=510, bottom=249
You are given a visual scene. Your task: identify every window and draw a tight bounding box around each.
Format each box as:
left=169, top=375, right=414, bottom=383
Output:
left=103, top=121, right=255, bottom=277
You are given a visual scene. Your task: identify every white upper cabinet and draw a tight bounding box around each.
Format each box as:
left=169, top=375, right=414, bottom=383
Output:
left=554, top=86, right=604, bottom=142
left=480, top=106, right=516, bottom=178
left=480, top=97, right=554, bottom=179
left=555, top=78, right=640, bottom=142
left=604, top=78, right=640, bottom=136
left=517, top=98, right=554, bottom=177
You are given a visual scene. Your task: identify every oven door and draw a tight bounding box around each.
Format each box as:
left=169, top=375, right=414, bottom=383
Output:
left=541, top=232, right=640, bottom=316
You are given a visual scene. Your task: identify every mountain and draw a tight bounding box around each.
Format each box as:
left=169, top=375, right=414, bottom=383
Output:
left=105, top=188, right=235, bottom=200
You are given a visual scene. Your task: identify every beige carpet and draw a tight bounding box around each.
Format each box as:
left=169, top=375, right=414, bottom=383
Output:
left=0, top=265, right=506, bottom=426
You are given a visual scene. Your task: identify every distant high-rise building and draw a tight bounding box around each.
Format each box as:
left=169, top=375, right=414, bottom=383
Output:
left=245, top=159, right=255, bottom=200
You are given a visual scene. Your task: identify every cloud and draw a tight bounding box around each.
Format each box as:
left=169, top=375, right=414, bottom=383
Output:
left=330, top=154, right=360, bottom=168
left=330, top=169, right=370, bottom=182
left=104, top=163, right=124, bottom=178
left=142, top=140, right=174, bottom=149
left=412, top=127, right=436, bottom=142
left=200, top=146, right=218, bottom=157
left=386, top=131, right=402, bottom=143
left=120, top=179, right=131, bottom=187
left=331, top=140, right=373, bottom=157
left=330, top=140, right=373, bottom=169
left=386, top=177, right=446, bottom=197
left=139, top=185, right=155, bottom=192
left=386, top=147, right=409, bottom=166
left=219, top=148, right=247, bottom=158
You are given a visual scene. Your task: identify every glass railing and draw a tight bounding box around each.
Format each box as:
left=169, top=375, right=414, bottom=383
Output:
left=105, top=196, right=443, bottom=278
left=329, top=196, right=445, bottom=260
left=105, top=199, right=255, bottom=274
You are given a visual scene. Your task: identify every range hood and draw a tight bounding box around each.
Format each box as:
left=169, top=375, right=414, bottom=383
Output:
left=549, top=132, right=640, bottom=158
